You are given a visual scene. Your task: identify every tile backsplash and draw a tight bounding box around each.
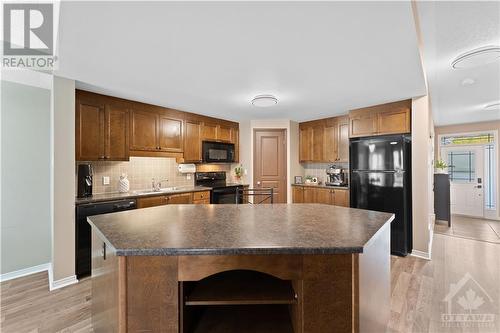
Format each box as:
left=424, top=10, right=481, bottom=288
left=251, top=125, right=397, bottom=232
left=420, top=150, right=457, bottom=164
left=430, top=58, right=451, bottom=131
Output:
left=77, top=157, right=242, bottom=194
left=302, top=162, right=349, bottom=185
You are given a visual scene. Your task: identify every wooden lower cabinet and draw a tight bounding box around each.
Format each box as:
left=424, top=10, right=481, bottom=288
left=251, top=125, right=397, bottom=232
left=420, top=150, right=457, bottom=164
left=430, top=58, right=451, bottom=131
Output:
left=193, top=191, right=210, bottom=204
left=292, top=186, right=349, bottom=207
left=136, top=193, right=191, bottom=208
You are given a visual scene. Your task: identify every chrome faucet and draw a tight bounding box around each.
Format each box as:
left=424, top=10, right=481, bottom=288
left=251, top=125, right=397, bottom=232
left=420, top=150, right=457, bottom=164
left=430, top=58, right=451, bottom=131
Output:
left=152, top=178, right=169, bottom=191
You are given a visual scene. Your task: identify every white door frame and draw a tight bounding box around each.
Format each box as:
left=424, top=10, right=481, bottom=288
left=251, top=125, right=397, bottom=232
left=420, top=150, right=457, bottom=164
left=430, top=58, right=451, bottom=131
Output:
left=437, top=130, right=498, bottom=220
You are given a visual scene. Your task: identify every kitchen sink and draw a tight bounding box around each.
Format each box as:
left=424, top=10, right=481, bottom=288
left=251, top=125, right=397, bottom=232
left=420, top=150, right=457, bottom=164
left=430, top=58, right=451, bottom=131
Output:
left=134, top=187, right=179, bottom=195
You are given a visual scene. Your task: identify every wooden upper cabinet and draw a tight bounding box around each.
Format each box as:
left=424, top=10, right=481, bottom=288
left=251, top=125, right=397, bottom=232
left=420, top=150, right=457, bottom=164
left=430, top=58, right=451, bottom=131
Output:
left=323, top=122, right=338, bottom=163
left=76, top=101, right=104, bottom=160
left=232, top=128, right=240, bottom=162
left=349, top=112, right=378, bottom=138
left=201, top=122, right=218, bottom=141
left=337, top=119, right=349, bottom=162
left=349, top=99, right=411, bottom=138
left=377, top=108, right=411, bottom=135
left=130, top=109, right=158, bottom=151
left=76, top=92, right=129, bottom=161
left=218, top=125, right=233, bottom=142
left=299, top=127, right=312, bottom=162
left=311, top=125, right=324, bottom=161
left=105, top=104, right=129, bottom=160
left=184, top=120, right=202, bottom=162
left=158, top=115, right=183, bottom=152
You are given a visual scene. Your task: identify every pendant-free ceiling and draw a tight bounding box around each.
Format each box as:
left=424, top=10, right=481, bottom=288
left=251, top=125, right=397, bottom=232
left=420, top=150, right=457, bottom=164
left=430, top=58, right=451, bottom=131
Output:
left=251, top=95, right=278, bottom=107
left=451, top=46, right=500, bottom=69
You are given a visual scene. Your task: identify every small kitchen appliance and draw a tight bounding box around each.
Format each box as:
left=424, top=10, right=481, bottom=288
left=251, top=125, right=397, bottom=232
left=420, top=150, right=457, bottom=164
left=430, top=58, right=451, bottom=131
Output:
left=77, top=163, right=93, bottom=198
left=325, top=165, right=348, bottom=186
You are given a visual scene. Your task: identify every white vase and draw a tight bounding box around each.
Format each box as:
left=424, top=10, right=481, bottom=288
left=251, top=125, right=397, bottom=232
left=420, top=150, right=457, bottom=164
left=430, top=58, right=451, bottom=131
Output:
left=118, top=174, right=130, bottom=193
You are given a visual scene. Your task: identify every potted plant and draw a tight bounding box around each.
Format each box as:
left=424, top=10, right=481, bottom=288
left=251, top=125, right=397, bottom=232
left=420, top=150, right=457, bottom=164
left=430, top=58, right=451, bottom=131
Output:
left=234, top=165, right=243, bottom=181
left=435, top=159, right=448, bottom=174
left=304, top=175, right=313, bottom=184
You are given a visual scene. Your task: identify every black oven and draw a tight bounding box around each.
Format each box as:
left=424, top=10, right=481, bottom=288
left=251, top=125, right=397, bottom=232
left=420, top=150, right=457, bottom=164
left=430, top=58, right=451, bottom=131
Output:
left=202, top=141, right=235, bottom=163
left=212, top=186, right=243, bottom=204
left=195, top=171, right=243, bottom=204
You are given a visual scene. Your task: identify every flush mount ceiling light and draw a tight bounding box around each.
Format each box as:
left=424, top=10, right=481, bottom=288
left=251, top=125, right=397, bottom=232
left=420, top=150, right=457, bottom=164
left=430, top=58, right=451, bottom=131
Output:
left=484, top=102, right=500, bottom=111
left=461, top=78, right=476, bottom=86
left=251, top=95, right=278, bottom=107
left=451, top=46, right=500, bottom=69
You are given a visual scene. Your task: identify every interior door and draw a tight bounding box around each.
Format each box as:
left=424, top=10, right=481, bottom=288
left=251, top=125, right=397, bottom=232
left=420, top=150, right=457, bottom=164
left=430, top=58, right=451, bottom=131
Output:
left=442, top=147, right=484, bottom=217
left=254, top=129, right=287, bottom=203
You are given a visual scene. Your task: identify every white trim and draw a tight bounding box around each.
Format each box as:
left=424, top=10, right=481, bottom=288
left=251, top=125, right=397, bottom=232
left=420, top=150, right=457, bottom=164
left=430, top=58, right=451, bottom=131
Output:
left=411, top=250, right=432, bottom=261
left=48, top=263, right=78, bottom=291
left=0, top=263, right=51, bottom=282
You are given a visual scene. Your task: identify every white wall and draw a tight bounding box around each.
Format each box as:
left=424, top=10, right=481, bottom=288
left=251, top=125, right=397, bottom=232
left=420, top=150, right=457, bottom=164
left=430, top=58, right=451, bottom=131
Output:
left=411, top=95, right=434, bottom=259
left=1, top=78, right=52, bottom=276
left=52, top=76, right=76, bottom=284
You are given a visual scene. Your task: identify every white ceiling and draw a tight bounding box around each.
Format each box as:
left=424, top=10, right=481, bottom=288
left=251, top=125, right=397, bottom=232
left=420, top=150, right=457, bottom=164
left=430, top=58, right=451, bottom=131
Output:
left=56, top=1, right=426, bottom=122
left=417, top=1, right=500, bottom=126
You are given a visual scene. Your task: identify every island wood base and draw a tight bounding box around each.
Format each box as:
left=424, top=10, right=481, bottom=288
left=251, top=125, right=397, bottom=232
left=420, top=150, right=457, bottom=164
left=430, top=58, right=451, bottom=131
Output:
left=91, top=223, right=390, bottom=333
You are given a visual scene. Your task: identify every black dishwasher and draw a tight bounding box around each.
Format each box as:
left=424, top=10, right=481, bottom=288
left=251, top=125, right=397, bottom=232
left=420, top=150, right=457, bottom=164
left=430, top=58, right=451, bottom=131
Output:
left=75, top=199, right=136, bottom=279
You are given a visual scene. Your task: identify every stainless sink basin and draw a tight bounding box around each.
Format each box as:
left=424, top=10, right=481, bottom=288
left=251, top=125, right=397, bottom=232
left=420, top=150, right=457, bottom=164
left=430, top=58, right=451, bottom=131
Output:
left=134, top=187, right=179, bottom=195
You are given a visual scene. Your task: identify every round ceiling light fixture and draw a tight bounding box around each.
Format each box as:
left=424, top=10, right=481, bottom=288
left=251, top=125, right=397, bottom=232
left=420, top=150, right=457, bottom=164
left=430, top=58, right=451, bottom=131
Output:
left=251, top=94, right=278, bottom=107
left=451, top=46, right=500, bottom=69
left=484, top=102, right=500, bottom=111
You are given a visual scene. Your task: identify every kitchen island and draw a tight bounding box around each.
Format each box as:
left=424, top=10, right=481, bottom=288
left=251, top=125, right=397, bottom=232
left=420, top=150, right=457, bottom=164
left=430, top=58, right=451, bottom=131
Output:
left=88, top=204, right=394, bottom=333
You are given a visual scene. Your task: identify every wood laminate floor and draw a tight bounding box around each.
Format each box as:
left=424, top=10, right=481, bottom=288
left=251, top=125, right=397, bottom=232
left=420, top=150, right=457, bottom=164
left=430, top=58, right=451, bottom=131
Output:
left=1, top=233, right=499, bottom=332
left=435, top=215, right=500, bottom=244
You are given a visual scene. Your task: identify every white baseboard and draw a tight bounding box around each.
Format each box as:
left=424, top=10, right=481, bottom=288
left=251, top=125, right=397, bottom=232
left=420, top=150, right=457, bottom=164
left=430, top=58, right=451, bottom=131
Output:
left=48, top=263, right=78, bottom=291
left=411, top=250, right=432, bottom=261
left=0, top=263, right=51, bottom=282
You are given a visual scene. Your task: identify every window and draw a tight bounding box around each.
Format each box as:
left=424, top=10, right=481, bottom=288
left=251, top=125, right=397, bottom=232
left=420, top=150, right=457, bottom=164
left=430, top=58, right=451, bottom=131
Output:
left=486, top=144, right=496, bottom=210
left=441, top=133, right=494, bottom=146
left=447, top=151, right=476, bottom=183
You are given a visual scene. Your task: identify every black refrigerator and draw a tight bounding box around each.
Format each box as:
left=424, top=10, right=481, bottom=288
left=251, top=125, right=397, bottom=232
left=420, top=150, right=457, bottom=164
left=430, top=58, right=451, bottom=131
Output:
left=350, top=135, right=412, bottom=256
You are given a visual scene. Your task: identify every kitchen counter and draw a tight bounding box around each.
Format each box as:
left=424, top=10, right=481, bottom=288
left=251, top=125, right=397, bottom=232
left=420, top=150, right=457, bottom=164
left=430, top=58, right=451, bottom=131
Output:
left=75, top=185, right=213, bottom=205
left=89, top=204, right=393, bottom=332
left=292, top=183, right=349, bottom=190
left=88, top=204, right=392, bottom=256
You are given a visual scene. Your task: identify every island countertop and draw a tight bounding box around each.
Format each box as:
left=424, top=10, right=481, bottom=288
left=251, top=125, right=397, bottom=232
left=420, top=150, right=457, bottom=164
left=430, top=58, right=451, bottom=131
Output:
left=88, top=204, right=394, bottom=256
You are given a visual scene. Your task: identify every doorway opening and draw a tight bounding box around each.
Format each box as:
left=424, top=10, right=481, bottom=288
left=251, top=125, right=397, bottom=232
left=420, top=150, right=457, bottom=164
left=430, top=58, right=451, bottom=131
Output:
left=253, top=129, right=287, bottom=203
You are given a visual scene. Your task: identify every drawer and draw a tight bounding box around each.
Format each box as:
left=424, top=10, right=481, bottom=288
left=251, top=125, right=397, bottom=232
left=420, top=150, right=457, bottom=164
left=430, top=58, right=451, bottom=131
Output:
left=193, top=199, right=210, bottom=205
left=193, top=191, right=210, bottom=201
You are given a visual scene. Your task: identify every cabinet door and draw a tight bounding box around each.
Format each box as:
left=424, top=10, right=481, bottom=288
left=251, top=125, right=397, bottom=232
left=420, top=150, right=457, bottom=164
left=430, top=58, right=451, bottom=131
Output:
left=193, top=191, right=210, bottom=201
left=159, top=116, right=183, bottom=152
left=167, top=193, right=192, bottom=204
left=292, top=186, right=304, bottom=203
left=299, top=127, right=312, bottom=162
left=324, top=124, right=338, bottom=162
left=337, top=121, right=349, bottom=162
left=217, top=125, right=232, bottom=142
left=201, top=122, right=218, bottom=141
left=137, top=196, right=167, bottom=209
left=76, top=101, right=105, bottom=160
left=315, top=188, right=332, bottom=205
left=303, top=187, right=315, bottom=203
left=349, top=113, right=377, bottom=138
left=130, top=110, right=158, bottom=151
left=105, top=105, right=129, bottom=160
left=232, top=128, right=240, bottom=162
left=377, top=108, right=410, bottom=135
left=184, top=120, right=202, bottom=162
left=333, top=189, right=349, bottom=207
left=311, top=125, right=324, bottom=162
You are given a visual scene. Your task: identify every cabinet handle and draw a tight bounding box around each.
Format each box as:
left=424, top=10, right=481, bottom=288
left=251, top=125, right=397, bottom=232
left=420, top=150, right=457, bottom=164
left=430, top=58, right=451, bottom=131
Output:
left=102, top=242, right=106, bottom=260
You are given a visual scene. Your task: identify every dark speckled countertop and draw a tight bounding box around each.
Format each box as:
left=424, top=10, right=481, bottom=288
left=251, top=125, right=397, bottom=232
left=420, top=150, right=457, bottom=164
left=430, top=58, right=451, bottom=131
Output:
left=75, top=186, right=214, bottom=205
left=88, top=204, right=394, bottom=256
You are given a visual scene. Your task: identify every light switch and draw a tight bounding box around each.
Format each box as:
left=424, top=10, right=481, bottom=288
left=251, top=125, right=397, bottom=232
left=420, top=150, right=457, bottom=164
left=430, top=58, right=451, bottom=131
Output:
left=102, top=176, right=110, bottom=185
left=186, top=174, right=192, bottom=180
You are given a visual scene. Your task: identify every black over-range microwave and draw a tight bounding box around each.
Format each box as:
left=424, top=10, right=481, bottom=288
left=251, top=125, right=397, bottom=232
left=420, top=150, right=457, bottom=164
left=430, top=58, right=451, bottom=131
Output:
left=202, top=141, right=235, bottom=163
